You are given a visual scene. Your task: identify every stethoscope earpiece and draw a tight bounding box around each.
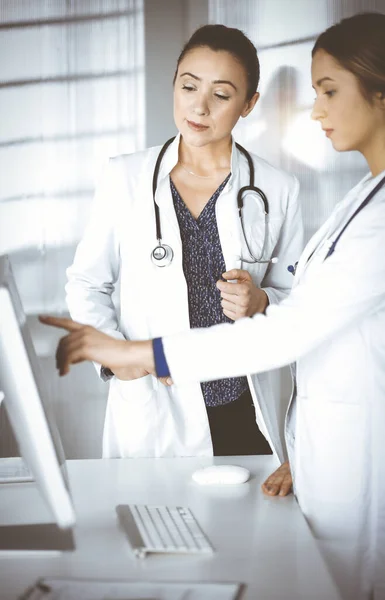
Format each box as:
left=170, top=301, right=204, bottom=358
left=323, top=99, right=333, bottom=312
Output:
left=151, top=244, right=174, bottom=267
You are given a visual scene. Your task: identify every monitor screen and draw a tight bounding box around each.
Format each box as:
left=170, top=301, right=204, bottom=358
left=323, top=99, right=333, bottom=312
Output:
left=0, top=255, right=75, bottom=530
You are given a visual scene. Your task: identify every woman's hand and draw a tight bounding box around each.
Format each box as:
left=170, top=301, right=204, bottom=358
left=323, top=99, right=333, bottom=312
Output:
left=39, top=316, right=155, bottom=378
left=107, top=366, right=150, bottom=381
left=216, top=269, right=269, bottom=320
left=113, top=366, right=173, bottom=386
left=261, top=461, right=293, bottom=496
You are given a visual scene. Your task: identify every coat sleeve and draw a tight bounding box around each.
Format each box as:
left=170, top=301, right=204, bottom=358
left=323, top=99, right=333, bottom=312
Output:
left=261, top=175, right=303, bottom=306
left=66, top=159, right=126, bottom=351
left=162, top=200, right=385, bottom=384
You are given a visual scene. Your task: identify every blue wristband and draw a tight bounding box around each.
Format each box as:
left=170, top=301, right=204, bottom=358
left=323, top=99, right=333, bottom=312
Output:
left=152, top=337, right=171, bottom=378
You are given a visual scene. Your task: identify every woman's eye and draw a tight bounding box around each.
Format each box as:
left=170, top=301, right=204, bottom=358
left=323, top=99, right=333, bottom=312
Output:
left=182, top=85, right=195, bottom=92
left=325, top=90, right=336, bottom=97
left=215, top=93, right=230, bottom=101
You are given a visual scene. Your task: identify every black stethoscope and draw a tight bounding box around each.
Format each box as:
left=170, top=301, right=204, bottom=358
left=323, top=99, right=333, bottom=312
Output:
left=151, top=136, right=277, bottom=267
left=288, top=173, right=385, bottom=276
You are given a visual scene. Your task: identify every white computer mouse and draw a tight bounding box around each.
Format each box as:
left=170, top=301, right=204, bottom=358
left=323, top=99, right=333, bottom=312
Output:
left=192, top=465, right=250, bottom=485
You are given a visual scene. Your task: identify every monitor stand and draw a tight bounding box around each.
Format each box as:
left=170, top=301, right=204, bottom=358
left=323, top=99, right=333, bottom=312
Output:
left=0, top=523, right=75, bottom=551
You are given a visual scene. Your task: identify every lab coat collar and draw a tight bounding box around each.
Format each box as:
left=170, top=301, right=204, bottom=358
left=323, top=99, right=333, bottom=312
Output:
left=360, top=167, right=385, bottom=187
left=156, top=133, right=181, bottom=183
left=229, top=136, right=240, bottom=180
left=156, top=133, right=240, bottom=186
left=331, top=168, right=385, bottom=217
left=294, top=167, right=385, bottom=282
left=154, top=134, right=240, bottom=215
left=153, top=133, right=180, bottom=214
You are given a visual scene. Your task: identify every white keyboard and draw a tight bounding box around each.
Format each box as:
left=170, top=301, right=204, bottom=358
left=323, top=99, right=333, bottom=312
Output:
left=0, top=457, right=33, bottom=483
left=116, top=504, right=214, bottom=558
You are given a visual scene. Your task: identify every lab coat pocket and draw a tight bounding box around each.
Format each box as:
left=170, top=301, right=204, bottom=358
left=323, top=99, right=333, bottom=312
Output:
left=108, top=375, right=157, bottom=457
left=113, top=374, right=154, bottom=401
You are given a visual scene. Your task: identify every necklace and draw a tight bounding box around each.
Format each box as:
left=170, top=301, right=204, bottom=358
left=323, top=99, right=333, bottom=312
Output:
left=178, top=161, right=230, bottom=179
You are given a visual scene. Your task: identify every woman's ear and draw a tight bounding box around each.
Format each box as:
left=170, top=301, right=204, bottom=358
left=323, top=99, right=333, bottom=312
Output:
left=241, top=92, right=260, bottom=118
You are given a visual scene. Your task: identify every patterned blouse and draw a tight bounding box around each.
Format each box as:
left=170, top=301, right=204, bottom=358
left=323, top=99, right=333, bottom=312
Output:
left=170, top=175, right=249, bottom=407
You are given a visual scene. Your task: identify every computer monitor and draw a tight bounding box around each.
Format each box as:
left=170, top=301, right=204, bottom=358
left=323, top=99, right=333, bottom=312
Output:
left=0, top=255, right=75, bottom=551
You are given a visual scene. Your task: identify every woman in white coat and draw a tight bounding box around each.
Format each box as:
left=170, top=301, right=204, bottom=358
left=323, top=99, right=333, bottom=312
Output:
left=62, top=25, right=303, bottom=461
left=42, top=12, right=385, bottom=600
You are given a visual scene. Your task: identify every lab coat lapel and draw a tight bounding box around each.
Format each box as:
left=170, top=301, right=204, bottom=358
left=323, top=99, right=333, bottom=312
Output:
left=293, top=220, right=332, bottom=282
left=216, top=183, right=243, bottom=271
left=144, top=135, right=189, bottom=334
left=152, top=134, right=182, bottom=242
left=295, top=172, right=378, bottom=283
left=215, top=141, right=243, bottom=271
left=154, top=176, right=182, bottom=242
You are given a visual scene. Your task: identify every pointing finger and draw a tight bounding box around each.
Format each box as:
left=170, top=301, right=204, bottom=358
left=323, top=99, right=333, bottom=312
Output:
left=39, top=315, right=84, bottom=332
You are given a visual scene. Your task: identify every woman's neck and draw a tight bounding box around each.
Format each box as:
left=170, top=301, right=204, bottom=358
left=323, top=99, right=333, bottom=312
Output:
left=178, top=136, right=232, bottom=172
left=363, top=129, right=385, bottom=177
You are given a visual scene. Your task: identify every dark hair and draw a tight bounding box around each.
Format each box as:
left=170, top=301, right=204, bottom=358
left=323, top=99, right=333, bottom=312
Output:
left=312, top=12, right=385, bottom=102
left=173, top=24, right=259, bottom=101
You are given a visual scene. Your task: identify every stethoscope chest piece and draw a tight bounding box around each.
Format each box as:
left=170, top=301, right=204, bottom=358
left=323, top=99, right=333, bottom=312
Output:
left=151, top=244, right=174, bottom=267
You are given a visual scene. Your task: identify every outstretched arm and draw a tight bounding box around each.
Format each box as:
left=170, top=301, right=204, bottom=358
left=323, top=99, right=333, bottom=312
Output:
left=39, top=316, right=155, bottom=378
left=42, top=202, right=385, bottom=390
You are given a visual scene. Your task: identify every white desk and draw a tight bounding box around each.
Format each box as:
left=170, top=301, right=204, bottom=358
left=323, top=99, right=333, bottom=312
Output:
left=0, top=456, right=341, bottom=600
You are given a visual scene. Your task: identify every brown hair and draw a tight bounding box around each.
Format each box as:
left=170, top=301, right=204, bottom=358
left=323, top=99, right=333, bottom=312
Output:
left=312, top=12, right=385, bottom=102
left=173, top=24, right=260, bottom=101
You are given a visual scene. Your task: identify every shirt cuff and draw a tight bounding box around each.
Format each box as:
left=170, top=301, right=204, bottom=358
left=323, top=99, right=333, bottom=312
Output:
left=152, top=337, right=171, bottom=377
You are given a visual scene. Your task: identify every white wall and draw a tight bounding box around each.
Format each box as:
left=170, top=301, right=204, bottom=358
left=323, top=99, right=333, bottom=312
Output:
left=144, top=0, right=208, bottom=146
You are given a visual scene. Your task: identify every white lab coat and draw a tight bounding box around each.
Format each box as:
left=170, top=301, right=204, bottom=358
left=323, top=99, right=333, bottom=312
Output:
left=66, top=134, right=303, bottom=461
left=163, top=169, right=385, bottom=600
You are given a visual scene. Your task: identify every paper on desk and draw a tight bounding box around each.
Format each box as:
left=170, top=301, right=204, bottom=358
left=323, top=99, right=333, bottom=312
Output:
left=19, top=577, right=242, bottom=600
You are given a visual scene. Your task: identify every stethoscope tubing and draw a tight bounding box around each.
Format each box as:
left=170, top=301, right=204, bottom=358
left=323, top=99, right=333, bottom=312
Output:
left=151, top=137, right=271, bottom=266
left=152, top=136, right=175, bottom=244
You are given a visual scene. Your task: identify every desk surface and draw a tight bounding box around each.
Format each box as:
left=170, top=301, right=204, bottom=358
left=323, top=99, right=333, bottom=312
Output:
left=0, top=456, right=341, bottom=600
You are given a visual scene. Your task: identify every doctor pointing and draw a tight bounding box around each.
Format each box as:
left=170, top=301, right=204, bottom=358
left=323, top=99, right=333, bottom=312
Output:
left=52, top=25, right=303, bottom=464
left=42, top=13, right=385, bottom=600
